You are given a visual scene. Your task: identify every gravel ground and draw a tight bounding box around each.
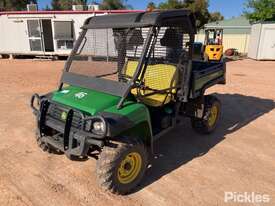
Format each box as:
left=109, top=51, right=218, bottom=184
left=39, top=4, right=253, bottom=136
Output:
left=0, top=59, right=274, bottom=206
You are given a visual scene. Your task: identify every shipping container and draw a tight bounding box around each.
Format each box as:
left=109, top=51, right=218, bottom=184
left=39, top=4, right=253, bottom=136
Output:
left=248, top=22, right=275, bottom=60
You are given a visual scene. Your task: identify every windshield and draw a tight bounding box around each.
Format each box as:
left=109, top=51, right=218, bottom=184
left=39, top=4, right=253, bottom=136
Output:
left=68, top=27, right=147, bottom=82
left=63, top=25, right=190, bottom=99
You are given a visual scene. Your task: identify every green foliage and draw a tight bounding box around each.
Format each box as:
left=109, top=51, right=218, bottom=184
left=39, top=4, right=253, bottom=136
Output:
left=51, top=0, right=61, bottom=10
left=0, top=0, right=37, bottom=11
left=44, top=5, right=51, bottom=11
left=73, top=0, right=87, bottom=5
left=99, top=0, right=130, bottom=10
left=210, top=11, right=224, bottom=22
left=147, top=2, right=156, bottom=10
left=51, top=0, right=87, bottom=10
left=158, top=0, right=214, bottom=29
left=244, top=0, right=275, bottom=22
left=158, top=0, right=184, bottom=9
left=155, top=0, right=224, bottom=29
left=59, top=0, right=73, bottom=10
left=187, top=0, right=211, bottom=28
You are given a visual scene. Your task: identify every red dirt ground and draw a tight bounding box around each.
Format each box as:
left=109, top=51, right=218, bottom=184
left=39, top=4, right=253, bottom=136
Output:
left=0, top=59, right=274, bottom=206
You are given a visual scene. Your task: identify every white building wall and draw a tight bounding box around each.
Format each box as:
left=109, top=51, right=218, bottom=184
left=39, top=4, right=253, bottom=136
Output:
left=247, top=24, right=262, bottom=59
left=258, top=23, right=275, bottom=60
left=3, top=17, right=30, bottom=53
left=0, top=16, right=2, bottom=51
left=0, top=12, right=106, bottom=56
left=248, top=23, right=275, bottom=60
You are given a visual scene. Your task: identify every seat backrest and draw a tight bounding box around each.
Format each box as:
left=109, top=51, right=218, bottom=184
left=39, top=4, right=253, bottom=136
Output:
left=124, top=60, right=179, bottom=106
left=143, top=63, right=178, bottom=93
left=124, top=60, right=139, bottom=78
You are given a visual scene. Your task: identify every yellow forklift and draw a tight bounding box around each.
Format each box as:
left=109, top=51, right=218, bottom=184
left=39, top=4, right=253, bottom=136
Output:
left=204, top=28, right=224, bottom=62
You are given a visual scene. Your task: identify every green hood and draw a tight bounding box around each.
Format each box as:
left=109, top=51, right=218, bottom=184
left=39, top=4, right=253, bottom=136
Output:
left=51, top=86, right=121, bottom=115
left=51, top=85, right=153, bottom=142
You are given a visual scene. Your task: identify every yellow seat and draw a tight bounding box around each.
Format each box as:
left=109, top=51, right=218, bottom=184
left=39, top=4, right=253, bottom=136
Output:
left=124, top=61, right=179, bottom=107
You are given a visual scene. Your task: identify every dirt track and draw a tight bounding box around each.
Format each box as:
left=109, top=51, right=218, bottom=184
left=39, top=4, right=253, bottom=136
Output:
left=0, top=59, right=274, bottom=206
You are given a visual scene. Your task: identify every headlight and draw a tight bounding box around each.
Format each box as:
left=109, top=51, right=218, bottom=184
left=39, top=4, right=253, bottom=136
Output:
left=93, top=121, right=105, bottom=134
left=85, top=116, right=107, bottom=137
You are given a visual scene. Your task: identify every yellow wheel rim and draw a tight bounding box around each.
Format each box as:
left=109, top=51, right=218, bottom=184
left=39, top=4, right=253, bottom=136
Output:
left=117, top=152, right=142, bottom=184
left=208, top=105, right=218, bottom=127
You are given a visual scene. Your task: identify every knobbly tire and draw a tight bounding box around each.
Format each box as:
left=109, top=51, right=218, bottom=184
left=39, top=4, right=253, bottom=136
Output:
left=96, top=136, right=148, bottom=195
left=191, top=95, right=221, bottom=134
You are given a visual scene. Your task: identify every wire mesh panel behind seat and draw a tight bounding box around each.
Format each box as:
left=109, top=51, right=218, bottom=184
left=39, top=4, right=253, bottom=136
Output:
left=123, top=27, right=189, bottom=107
left=125, top=61, right=179, bottom=107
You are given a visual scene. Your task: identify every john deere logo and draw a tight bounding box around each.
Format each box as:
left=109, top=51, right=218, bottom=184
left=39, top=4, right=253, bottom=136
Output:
left=61, top=111, right=67, bottom=121
left=75, top=92, right=88, bottom=99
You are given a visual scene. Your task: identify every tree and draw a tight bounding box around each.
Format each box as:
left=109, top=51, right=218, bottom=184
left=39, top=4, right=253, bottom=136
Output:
left=244, top=0, right=275, bottom=22
left=158, top=0, right=184, bottom=9
left=209, top=11, right=224, bottom=22
left=51, top=0, right=61, bottom=10
left=59, top=0, right=73, bottom=10
left=186, top=0, right=211, bottom=29
left=44, top=4, right=51, bottom=11
left=99, top=0, right=131, bottom=10
left=51, top=0, right=87, bottom=11
left=73, top=0, right=87, bottom=5
left=0, top=1, right=6, bottom=11
left=159, top=0, right=212, bottom=28
left=0, top=0, right=37, bottom=11
left=147, top=2, right=156, bottom=10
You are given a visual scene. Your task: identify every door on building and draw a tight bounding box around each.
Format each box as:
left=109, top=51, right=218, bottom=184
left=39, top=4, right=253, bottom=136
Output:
left=261, top=28, right=275, bottom=59
left=41, top=19, right=54, bottom=52
left=27, top=19, right=54, bottom=52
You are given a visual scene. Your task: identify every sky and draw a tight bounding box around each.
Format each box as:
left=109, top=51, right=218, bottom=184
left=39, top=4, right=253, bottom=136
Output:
left=38, top=0, right=246, bottom=19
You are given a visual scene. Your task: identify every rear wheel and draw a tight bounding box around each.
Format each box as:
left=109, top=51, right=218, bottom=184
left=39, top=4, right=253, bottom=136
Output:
left=96, top=136, right=148, bottom=195
left=191, top=95, right=221, bottom=134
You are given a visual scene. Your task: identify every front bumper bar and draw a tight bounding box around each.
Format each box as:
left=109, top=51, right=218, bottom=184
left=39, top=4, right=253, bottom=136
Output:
left=31, top=94, right=104, bottom=157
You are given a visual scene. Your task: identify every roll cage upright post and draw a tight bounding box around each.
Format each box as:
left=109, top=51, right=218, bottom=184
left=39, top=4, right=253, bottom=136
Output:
left=117, top=26, right=156, bottom=109
left=179, top=33, right=195, bottom=102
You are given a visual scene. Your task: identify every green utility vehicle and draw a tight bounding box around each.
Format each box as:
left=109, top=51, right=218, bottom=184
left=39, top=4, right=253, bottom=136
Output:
left=31, top=10, right=226, bottom=195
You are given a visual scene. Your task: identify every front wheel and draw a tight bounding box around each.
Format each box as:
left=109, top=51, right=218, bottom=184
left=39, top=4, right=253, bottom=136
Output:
left=191, top=95, right=221, bottom=134
left=96, top=137, right=148, bottom=195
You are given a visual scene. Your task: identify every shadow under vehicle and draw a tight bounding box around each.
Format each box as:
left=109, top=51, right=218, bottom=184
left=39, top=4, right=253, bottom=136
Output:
left=31, top=10, right=226, bottom=194
left=136, top=93, right=275, bottom=192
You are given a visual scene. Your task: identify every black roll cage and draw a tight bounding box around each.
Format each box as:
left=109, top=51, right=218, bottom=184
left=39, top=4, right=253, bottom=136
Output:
left=58, top=12, right=195, bottom=109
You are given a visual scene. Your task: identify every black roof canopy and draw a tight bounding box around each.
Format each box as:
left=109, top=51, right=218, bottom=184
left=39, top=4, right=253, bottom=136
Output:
left=84, top=9, right=196, bottom=34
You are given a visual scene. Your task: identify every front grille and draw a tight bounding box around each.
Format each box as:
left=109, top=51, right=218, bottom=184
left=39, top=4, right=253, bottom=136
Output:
left=47, top=103, right=83, bottom=129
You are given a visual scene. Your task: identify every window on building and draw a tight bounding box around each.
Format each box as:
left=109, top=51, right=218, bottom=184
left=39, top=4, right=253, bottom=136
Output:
left=54, top=21, right=74, bottom=50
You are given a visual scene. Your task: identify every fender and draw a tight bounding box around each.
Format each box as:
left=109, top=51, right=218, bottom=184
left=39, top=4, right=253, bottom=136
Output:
left=101, top=102, right=153, bottom=147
